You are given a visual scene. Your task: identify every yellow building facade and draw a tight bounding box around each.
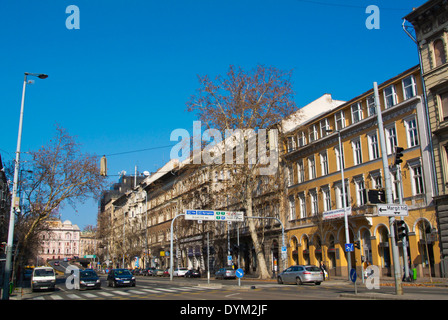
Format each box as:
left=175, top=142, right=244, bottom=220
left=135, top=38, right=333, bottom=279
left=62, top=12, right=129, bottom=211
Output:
left=284, top=66, right=442, bottom=278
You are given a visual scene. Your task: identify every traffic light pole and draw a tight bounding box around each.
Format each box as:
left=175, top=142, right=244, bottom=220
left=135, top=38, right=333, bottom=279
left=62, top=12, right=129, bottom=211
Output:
left=396, top=164, right=411, bottom=282
left=374, top=82, right=403, bottom=295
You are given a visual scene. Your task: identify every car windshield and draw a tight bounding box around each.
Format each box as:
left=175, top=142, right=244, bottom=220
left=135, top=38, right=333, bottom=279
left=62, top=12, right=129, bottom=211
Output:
left=80, top=270, right=97, bottom=277
left=114, top=269, right=131, bottom=276
left=34, top=269, right=54, bottom=276
left=305, top=266, right=321, bottom=272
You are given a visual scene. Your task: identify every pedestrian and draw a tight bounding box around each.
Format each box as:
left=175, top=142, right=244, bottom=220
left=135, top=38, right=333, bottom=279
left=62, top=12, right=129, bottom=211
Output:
left=320, top=261, right=328, bottom=281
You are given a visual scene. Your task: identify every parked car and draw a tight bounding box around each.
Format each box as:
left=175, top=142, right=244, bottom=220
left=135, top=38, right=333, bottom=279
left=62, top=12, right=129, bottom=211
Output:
left=185, top=269, right=201, bottom=278
left=107, top=268, right=136, bottom=287
left=163, top=268, right=171, bottom=277
left=154, top=269, right=164, bottom=276
left=79, top=269, right=101, bottom=290
left=215, top=267, right=236, bottom=279
left=23, top=268, right=33, bottom=281
left=173, top=267, right=188, bottom=277
left=142, top=268, right=156, bottom=276
left=31, top=267, right=56, bottom=291
left=277, top=265, right=323, bottom=285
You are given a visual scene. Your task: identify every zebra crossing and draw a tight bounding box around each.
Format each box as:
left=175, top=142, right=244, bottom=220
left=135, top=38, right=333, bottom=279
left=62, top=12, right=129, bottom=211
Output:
left=29, top=285, right=215, bottom=300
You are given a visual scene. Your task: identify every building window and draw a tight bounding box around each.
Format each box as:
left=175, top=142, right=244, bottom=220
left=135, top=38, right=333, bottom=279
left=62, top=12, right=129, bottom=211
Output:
left=352, top=139, right=363, bottom=165
left=309, top=125, right=318, bottom=142
left=335, top=181, right=349, bottom=208
left=402, top=75, right=417, bottom=100
left=288, top=195, right=296, bottom=221
left=308, top=156, right=316, bottom=180
left=287, top=136, right=295, bottom=152
left=405, top=117, right=419, bottom=147
left=298, top=193, right=306, bottom=219
left=335, top=110, right=346, bottom=130
left=355, top=178, right=366, bottom=206
left=297, top=160, right=305, bottom=183
left=368, top=132, right=380, bottom=160
left=434, top=39, right=447, bottom=67
left=438, top=92, right=448, bottom=121
left=385, top=125, right=398, bottom=155
left=310, top=190, right=318, bottom=215
left=322, top=187, right=331, bottom=212
left=320, top=151, right=329, bottom=176
left=320, top=118, right=330, bottom=137
left=391, top=170, right=400, bottom=201
left=297, top=131, right=306, bottom=147
left=411, top=165, right=424, bottom=195
left=335, top=144, right=345, bottom=171
left=367, top=95, right=376, bottom=116
left=384, top=85, right=398, bottom=108
left=351, top=102, right=363, bottom=124
left=287, top=165, right=294, bottom=186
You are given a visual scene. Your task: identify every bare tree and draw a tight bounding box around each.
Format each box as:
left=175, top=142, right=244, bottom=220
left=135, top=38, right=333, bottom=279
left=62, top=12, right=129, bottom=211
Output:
left=12, top=126, right=108, bottom=272
left=186, top=65, right=298, bottom=279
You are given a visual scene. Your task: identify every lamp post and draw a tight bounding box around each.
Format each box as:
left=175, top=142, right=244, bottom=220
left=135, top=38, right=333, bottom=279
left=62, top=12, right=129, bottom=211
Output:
left=2, top=72, right=48, bottom=300
left=326, top=129, right=351, bottom=279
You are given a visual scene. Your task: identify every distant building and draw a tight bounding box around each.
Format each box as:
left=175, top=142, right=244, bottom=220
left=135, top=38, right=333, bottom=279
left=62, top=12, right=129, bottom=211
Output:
left=37, top=219, right=80, bottom=264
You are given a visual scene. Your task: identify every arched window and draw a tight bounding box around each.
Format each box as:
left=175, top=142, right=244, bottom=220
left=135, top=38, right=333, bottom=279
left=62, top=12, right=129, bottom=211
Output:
left=434, top=39, right=446, bottom=67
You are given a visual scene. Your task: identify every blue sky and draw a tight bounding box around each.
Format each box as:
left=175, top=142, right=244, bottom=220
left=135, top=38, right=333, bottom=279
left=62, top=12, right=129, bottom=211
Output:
left=0, top=0, right=426, bottom=230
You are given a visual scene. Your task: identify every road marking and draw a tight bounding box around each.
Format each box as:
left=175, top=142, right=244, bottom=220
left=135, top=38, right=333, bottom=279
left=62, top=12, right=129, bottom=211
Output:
left=140, top=288, right=161, bottom=293
left=128, top=289, right=146, bottom=295
left=33, top=296, right=45, bottom=300
left=67, top=293, right=81, bottom=299
left=51, top=295, right=64, bottom=300
left=80, top=292, right=97, bottom=298
left=113, top=290, right=131, bottom=295
left=153, top=287, right=177, bottom=292
left=96, top=291, right=114, bottom=297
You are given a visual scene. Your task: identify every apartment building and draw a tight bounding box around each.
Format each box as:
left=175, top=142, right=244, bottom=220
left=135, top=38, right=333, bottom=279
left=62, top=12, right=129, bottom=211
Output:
left=404, top=0, right=448, bottom=277
left=38, top=219, right=80, bottom=264
left=283, top=65, right=442, bottom=278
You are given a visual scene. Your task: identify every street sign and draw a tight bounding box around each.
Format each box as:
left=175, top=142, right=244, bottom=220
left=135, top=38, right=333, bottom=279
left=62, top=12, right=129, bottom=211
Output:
left=236, top=268, right=244, bottom=278
left=345, top=243, right=354, bottom=252
left=185, top=210, right=244, bottom=222
left=377, top=204, right=408, bottom=217
left=350, top=268, right=357, bottom=283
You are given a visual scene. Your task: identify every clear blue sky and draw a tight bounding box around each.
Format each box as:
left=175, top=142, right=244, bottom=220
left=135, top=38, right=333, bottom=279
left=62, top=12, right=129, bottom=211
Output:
left=0, top=0, right=426, bottom=230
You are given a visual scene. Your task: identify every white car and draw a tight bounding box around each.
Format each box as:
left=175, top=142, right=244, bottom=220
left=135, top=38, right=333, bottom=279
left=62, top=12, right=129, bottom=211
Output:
left=173, top=267, right=189, bottom=277
left=31, top=267, right=56, bottom=291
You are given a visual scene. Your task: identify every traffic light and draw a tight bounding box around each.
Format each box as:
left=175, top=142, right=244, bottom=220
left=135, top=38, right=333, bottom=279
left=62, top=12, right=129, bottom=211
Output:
left=395, top=220, right=407, bottom=241
left=354, top=240, right=361, bottom=249
left=393, top=146, right=404, bottom=166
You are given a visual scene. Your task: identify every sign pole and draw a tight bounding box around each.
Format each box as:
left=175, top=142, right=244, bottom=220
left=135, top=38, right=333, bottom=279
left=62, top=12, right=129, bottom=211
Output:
left=374, top=82, right=403, bottom=295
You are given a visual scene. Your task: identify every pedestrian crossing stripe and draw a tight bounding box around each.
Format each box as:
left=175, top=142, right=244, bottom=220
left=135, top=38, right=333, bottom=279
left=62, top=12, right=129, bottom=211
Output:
left=30, top=286, right=216, bottom=300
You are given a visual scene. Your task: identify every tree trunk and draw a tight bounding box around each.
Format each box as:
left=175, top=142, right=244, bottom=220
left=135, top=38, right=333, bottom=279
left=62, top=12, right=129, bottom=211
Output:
left=245, top=188, right=270, bottom=279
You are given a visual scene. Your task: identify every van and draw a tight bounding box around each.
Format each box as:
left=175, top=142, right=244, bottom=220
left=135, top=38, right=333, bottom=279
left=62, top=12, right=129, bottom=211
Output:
left=31, top=267, right=56, bottom=291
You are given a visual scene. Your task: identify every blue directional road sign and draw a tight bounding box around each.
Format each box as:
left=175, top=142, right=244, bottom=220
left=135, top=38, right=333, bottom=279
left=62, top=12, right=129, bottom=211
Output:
left=350, top=268, right=357, bottom=283
left=345, top=243, right=354, bottom=252
left=236, top=268, right=244, bottom=278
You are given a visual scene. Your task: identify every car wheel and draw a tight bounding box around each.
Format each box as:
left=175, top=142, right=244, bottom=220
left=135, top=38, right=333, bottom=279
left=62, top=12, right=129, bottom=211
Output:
left=296, top=277, right=303, bottom=285
left=315, top=282, right=321, bottom=285
left=277, top=276, right=283, bottom=284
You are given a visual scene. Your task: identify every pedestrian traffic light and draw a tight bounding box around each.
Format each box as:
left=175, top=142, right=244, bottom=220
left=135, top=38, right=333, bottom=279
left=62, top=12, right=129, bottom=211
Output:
left=395, top=220, right=407, bottom=241
left=393, top=146, right=404, bottom=166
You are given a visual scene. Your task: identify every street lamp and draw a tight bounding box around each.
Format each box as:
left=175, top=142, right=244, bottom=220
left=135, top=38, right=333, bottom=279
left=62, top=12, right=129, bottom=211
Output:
left=2, top=72, right=48, bottom=300
left=326, top=129, right=352, bottom=279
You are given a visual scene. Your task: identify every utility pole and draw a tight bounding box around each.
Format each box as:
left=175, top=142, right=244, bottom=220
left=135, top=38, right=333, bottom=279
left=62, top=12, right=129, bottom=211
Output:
left=374, top=82, right=403, bottom=295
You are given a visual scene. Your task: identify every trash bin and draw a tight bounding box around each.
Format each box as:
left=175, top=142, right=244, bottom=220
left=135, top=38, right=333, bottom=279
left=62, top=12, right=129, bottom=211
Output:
left=412, top=268, right=417, bottom=281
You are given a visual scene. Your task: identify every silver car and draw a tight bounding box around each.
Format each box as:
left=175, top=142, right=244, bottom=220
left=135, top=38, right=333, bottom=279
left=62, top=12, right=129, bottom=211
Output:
left=215, top=267, right=236, bottom=279
left=277, top=265, right=323, bottom=285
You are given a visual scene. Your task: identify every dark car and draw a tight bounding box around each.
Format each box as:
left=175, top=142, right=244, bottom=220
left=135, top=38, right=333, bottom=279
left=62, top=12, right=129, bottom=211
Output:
left=143, top=268, right=156, bottom=276
left=107, top=268, right=136, bottom=287
left=185, top=269, right=201, bottom=278
left=79, top=269, right=101, bottom=290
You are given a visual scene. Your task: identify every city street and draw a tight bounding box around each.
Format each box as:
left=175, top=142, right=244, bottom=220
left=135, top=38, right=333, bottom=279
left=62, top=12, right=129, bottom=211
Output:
left=14, top=274, right=448, bottom=301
